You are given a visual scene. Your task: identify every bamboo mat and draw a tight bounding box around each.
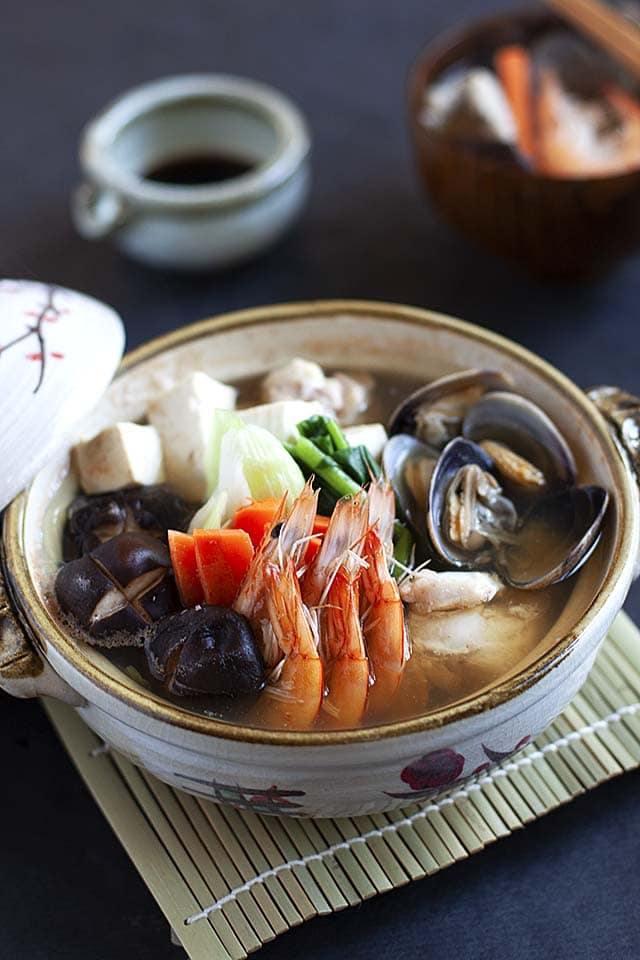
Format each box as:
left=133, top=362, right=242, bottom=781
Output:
left=44, top=612, right=640, bottom=960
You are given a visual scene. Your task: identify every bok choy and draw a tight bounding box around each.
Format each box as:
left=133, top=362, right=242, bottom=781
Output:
left=214, top=424, right=305, bottom=520
left=199, top=409, right=305, bottom=523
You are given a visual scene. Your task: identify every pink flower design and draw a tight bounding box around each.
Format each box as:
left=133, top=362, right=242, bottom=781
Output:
left=0, top=284, right=64, bottom=393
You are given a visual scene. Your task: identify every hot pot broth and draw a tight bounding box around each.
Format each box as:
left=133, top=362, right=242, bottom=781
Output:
left=47, top=363, right=592, bottom=730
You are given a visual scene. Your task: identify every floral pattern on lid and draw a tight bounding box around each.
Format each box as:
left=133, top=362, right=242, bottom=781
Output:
left=0, top=280, right=124, bottom=511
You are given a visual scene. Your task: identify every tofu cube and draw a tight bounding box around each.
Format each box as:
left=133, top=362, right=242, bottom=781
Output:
left=73, top=423, right=165, bottom=494
left=147, top=372, right=237, bottom=503
left=238, top=400, right=324, bottom=442
left=343, top=423, right=388, bottom=461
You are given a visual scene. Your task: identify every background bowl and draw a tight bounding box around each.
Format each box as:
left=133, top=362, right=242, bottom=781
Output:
left=407, top=9, right=640, bottom=279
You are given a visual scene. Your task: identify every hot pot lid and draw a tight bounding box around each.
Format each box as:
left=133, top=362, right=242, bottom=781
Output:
left=0, top=279, right=125, bottom=511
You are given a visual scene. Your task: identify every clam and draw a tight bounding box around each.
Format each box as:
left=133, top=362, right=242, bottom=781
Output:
left=426, top=437, right=609, bottom=589
left=462, top=391, right=576, bottom=492
left=383, top=434, right=437, bottom=548
left=499, top=485, right=609, bottom=590
left=387, top=369, right=513, bottom=450
left=427, top=438, right=518, bottom=570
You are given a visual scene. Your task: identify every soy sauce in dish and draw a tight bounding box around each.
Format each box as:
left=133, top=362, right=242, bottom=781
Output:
left=144, top=153, right=255, bottom=185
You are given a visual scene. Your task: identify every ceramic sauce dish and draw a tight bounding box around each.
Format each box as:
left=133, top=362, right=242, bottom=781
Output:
left=72, top=74, right=311, bottom=271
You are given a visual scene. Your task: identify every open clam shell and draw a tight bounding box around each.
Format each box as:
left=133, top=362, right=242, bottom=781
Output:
left=383, top=434, right=437, bottom=550
left=499, top=485, right=610, bottom=590
left=427, top=437, right=518, bottom=570
left=387, top=368, right=513, bottom=449
left=462, top=390, right=577, bottom=491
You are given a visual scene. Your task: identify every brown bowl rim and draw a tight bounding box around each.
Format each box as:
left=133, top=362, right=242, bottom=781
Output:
left=3, top=299, right=636, bottom=745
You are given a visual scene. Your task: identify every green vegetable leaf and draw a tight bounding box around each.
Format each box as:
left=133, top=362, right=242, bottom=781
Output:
left=334, top=445, right=381, bottom=486
left=391, top=521, right=413, bottom=580
left=296, top=415, right=349, bottom=454
left=286, top=435, right=361, bottom=504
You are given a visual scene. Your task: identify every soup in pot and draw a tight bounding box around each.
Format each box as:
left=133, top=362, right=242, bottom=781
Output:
left=50, top=360, right=609, bottom=730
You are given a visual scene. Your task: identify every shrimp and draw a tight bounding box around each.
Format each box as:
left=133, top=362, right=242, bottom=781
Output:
left=253, top=559, right=323, bottom=729
left=302, top=492, right=368, bottom=608
left=321, top=550, right=370, bottom=728
left=234, top=480, right=318, bottom=653
left=366, top=474, right=396, bottom=556
left=301, top=494, right=370, bottom=727
left=362, top=478, right=407, bottom=717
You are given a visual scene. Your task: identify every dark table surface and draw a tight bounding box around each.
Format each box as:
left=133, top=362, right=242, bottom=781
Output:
left=3, top=1, right=640, bottom=957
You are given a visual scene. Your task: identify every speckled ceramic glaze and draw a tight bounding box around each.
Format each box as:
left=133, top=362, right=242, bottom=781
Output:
left=72, top=75, right=311, bottom=271
left=1, top=300, right=638, bottom=817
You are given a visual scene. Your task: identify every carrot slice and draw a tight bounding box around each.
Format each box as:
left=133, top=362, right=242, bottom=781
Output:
left=232, top=497, right=331, bottom=549
left=193, top=528, right=255, bottom=607
left=304, top=536, right=323, bottom=565
left=231, top=498, right=284, bottom=549
left=312, top=514, right=331, bottom=535
left=168, top=530, right=204, bottom=607
left=495, top=44, right=535, bottom=162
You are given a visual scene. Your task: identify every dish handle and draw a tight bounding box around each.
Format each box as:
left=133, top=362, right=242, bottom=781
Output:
left=72, top=182, right=130, bottom=240
left=0, top=554, right=85, bottom=705
left=589, top=386, right=640, bottom=571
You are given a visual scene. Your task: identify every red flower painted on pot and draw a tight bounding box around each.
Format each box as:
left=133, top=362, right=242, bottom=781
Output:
left=401, top=748, right=466, bottom=790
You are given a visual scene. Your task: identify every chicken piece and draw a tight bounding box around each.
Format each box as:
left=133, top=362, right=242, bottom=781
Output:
left=261, top=358, right=369, bottom=424
left=400, top=569, right=502, bottom=614
left=72, top=423, right=164, bottom=495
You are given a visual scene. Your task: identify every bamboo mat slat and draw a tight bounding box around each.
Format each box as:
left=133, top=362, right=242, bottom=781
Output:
left=44, top=611, right=640, bottom=960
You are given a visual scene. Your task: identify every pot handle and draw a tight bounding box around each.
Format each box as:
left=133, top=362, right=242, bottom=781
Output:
left=588, top=385, right=640, bottom=575
left=0, top=552, right=85, bottom=706
left=588, top=386, right=640, bottom=482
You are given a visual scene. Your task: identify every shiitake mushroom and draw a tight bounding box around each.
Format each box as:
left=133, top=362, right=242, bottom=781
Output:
left=55, top=532, right=180, bottom=642
left=145, top=606, right=266, bottom=699
left=63, top=484, right=192, bottom=561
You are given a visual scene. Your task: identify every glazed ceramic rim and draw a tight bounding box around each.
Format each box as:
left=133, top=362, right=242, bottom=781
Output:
left=4, top=300, right=636, bottom=744
left=79, top=73, right=311, bottom=211
left=407, top=7, right=640, bottom=184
